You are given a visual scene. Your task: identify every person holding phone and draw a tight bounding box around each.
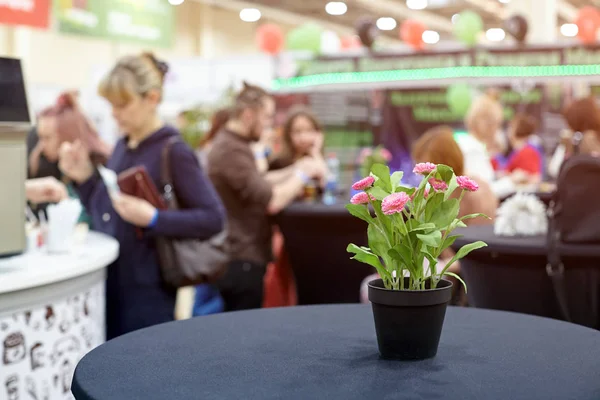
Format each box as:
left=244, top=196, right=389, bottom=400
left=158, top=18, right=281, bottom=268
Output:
left=59, top=52, right=225, bottom=339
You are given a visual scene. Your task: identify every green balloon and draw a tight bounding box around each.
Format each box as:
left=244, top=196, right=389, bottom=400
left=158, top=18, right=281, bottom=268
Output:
left=454, top=11, right=483, bottom=47
left=286, top=23, right=323, bottom=54
left=446, top=84, right=473, bottom=117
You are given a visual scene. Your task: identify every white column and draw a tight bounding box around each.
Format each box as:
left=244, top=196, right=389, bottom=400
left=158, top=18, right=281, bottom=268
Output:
left=505, top=0, right=557, bottom=44
left=0, top=26, right=14, bottom=57
left=198, top=3, right=215, bottom=59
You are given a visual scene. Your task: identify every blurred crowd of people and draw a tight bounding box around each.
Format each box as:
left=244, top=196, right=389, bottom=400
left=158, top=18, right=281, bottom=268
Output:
left=24, top=50, right=600, bottom=338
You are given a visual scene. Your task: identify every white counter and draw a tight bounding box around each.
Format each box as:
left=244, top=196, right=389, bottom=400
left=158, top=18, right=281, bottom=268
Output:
left=0, top=232, right=118, bottom=400
left=0, top=232, right=118, bottom=295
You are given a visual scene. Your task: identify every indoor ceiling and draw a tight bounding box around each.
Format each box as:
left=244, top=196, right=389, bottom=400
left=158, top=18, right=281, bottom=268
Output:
left=207, top=0, right=591, bottom=43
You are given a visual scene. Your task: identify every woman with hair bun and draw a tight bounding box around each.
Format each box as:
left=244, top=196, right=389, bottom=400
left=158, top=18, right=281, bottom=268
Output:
left=27, top=91, right=111, bottom=222
left=59, top=53, right=225, bottom=339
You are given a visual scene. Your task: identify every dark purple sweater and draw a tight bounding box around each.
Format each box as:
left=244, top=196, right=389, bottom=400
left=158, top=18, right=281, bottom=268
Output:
left=77, top=125, right=225, bottom=287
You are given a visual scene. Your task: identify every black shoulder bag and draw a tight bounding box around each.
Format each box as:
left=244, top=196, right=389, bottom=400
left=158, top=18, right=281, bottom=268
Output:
left=154, top=137, right=228, bottom=288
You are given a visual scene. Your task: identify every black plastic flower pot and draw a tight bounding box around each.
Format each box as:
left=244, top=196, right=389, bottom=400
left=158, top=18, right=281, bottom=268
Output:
left=368, top=278, right=453, bottom=361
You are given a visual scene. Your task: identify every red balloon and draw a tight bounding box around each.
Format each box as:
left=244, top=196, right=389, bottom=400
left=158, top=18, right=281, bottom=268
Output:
left=400, top=20, right=427, bottom=50
left=256, top=24, right=284, bottom=54
left=341, top=35, right=362, bottom=50
left=576, top=6, right=600, bottom=44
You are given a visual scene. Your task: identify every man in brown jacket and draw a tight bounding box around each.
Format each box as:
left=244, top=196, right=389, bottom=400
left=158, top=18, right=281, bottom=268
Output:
left=207, top=83, right=324, bottom=311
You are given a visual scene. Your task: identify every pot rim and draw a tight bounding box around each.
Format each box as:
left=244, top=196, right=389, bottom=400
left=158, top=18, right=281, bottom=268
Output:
left=367, top=277, right=453, bottom=293
left=367, top=278, right=453, bottom=307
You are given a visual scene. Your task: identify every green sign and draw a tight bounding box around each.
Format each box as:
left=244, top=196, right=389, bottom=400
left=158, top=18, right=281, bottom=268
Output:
left=55, top=0, right=174, bottom=48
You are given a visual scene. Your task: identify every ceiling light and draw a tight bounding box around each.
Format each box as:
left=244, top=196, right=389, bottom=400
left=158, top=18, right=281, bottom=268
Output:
left=168, top=0, right=184, bottom=4
left=486, top=28, right=506, bottom=42
left=561, top=23, right=578, bottom=37
left=422, top=30, right=440, bottom=44
left=406, top=0, right=428, bottom=10
left=240, top=8, right=261, bottom=22
left=451, top=14, right=460, bottom=24
left=377, top=17, right=397, bottom=31
left=325, top=2, right=347, bottom=16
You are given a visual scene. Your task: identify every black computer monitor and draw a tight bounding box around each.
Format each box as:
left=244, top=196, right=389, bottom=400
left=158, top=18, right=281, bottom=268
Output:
left=0, top=57, right=30, bottom=123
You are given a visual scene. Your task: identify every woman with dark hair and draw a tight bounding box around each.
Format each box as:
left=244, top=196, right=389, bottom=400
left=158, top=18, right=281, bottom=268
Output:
left=498, top=113, right=542, bottom=185
left=549, top=96, right=600, bottom=177
left=269, top=106, right=326, bottom=172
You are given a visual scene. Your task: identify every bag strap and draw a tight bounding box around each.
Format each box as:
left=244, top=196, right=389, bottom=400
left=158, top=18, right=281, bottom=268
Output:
left=546, top=201, right=571, bottom=322
left=161, top=137, right=180, bottom=209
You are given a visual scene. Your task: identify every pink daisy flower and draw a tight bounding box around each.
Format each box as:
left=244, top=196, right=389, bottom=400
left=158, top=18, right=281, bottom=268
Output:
left=429, top=178, right=448, bottom=192
left=380, top=148, right=393, bottom=162
left=352, top=176, right=375, bottom=191
left=457, top=176, right=479, bottom=192
left=413, top=162, right=437, bottom=175
left=381, top=192, right=410, bottom=215
left=358, top=148, right=372, bottom=163
left=350, top=192, right=375, bottom=205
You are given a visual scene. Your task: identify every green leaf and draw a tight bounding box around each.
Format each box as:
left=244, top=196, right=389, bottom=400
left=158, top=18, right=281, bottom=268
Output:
left=442, top=241, right=487, bottom=275
left=424, top=192, right=444, bottom=221
left=450, top=219, right=468, bottom=230
left=396, top=186, right=416, bottom=196
left=345, top=204, right=372, bottom=224
left=371, top=163, right=391, bottom=192
left=393, top=213, right=408, bottom=236
left=444, top=271, right=468, bottom=293
left=436, top=164, right=454, bottom=183
left=367, top=186, right=389, bottom=201
left=430, top=198, right=460, bottom=229
left=409, top=222, right=437, bottom=233
left=367, top=223, right=390, bottom=259
left=457, top=220, right=468, bottom=228
left=391, top=171, right=404, bottom=191
left=444, top=175, right=459, bottom=201
left=421, top=249, right=438, bottom=276
left=388, top=243, right=413, bottom=268
left=459, top=213, right=491, bottom=222
left=440, top=234, right=462, bottom=251
left=371, top=198, right=392, bottom=234
left=417, top=231, right=442, bottom=247
left=347, top=243, right=391, bottom=280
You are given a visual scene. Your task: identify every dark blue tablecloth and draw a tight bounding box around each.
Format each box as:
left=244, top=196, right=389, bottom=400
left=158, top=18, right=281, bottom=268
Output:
left=72, top=305, right=600, bottom=400
left=451, top=225, right=600, bottom=327
left=453, top=225, right=600, bottom=257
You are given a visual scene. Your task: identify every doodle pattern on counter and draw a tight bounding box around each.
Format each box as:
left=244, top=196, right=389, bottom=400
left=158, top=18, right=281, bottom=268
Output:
left=0, top=281, right=105, bottom=400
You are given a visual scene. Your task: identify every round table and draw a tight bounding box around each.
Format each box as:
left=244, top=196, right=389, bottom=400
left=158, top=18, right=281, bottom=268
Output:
left=453, top=225, right=600, bottom=327
left=276, top=200, right=373, bottom=305
left=72, top=305, right=600, bottom=400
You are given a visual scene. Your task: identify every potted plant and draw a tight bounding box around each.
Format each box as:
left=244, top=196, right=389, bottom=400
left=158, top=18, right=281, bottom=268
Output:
left=346, top=162, right=488, bottom=360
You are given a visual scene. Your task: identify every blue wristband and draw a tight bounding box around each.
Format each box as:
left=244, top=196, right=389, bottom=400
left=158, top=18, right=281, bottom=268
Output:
left=148, top=209, right=159, bottom=228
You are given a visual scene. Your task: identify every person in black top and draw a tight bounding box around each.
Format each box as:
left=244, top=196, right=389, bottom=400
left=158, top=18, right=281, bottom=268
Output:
left=59, top=52, right=225, bottom=339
